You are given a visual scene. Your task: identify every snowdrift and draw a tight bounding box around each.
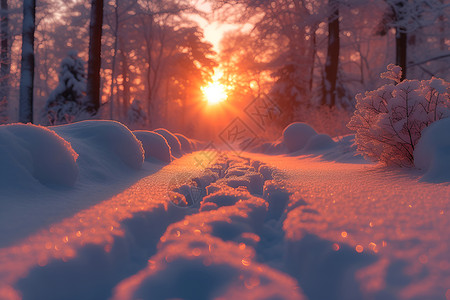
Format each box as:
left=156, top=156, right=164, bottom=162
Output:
left=133, top=130, right=172, bottom=163
left=51, top=121, right=144, bottom=185
left=0, top=123, right=79, bottom=188
left=0, top=120, right=201, bottom=193
left=252, top=122, right=339, bottom=158
left=283, top=122, right=319, bottom=152
left=254, top=120, right=450, bottom=182
left=414, top=117, right=450, bottom=183
left=154, top=128, right=183, bottom=158
left=174, top=133, right=193, bottom=153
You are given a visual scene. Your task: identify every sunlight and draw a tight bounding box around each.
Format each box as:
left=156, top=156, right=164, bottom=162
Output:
left=201, top=80, right=228, bottom=105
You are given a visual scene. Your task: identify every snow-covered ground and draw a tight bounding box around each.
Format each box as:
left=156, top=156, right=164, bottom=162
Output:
left=0, top=120, right=449, bottom=300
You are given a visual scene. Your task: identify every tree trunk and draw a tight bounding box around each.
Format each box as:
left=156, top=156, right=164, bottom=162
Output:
left=109, top=0, right=119, bottom=120
left=0, top=0, right=8, bottom=123
left=86, top=0, right=104, bottom=114
left=391, top=1, right=407, bottom=80
left=439, top=0, right=445, bottom=51
left=322, top=0, right=339, bottom=107
left=309, top=24, right=317, bottom=93
left=396, top=30, right=407, bottom=80
left=19, top=0, right=35, bottom=123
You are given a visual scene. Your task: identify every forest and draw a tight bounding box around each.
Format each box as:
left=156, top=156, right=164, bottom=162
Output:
left=0, top=0, right=448, bottom=140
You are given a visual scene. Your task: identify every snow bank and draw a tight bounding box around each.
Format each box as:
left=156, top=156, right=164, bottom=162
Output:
left=282, top=122, right=318, bottom=153
left=174, top=133, right=193, bottom=153
left=52, top=120, right=144, bottom=181
left=133, top=130, right=172, bottom=163
left=253, top=122, right=338, bottom=156
left=154, top=128, right=182, bottom=158
left=189, top=138, right=207, bottom=151
left=0, top=123, right=79, bottom=188
left=414, top=118, right=450, bottom=183
left=303, top=133, right=336, bottom=152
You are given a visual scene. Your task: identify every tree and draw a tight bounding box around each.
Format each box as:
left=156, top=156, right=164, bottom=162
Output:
left=106, top=0, right=119, bottom=120
left=43, top=51, right=87, bottom=125
left=0, top=0, right=8, bottom=123
left=322, top=0, right=340, bottom=107
left=377, top=0, right=448, bottom=80
left=19, top=0, right=36, bottom=123
left=86, top=0, right=104, bottom=114
left=214, top=0, right=322, bottom=118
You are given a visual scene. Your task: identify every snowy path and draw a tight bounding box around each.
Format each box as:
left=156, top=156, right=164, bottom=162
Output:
left=0, top=151, right=449, bottom=300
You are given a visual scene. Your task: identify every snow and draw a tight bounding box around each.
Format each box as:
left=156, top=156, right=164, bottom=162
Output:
left=133, top=130, right=172, bottom=163
left=0, top=123, right=79, bottom=189
left=414, top=117, right=450, bottom=183
left=154, top=128, right=182, bottom=158
left=52, top=120, right=144, bottom=171
left=174, top=133, right=193, bottom=153
left=303, top=133, right=337, bottom=152
left=0, top=120, right=449, bottom=300
left=282, top=122, right=318, bottom=153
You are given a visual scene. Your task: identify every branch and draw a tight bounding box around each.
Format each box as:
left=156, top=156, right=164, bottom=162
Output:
left=408, top=53, right=450, bottom=67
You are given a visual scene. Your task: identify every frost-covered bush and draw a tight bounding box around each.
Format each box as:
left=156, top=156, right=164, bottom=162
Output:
left=43, top=51, right=87, bottom=125
left=347, top=64, right=450, bottom=166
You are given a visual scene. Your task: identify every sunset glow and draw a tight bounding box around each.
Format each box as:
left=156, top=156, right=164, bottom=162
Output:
left=201, top=81, right=228, bottom=105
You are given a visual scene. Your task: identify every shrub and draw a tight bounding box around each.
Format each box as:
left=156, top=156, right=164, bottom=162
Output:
left=347, top=64, right=449, bottom=166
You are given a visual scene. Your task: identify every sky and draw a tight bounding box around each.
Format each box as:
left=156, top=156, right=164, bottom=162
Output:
left=190, top=0, right=244, bottom=52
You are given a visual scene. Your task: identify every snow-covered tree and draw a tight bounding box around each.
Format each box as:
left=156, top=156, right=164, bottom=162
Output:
left=127, top=99, right=147, bottom=128
left=348, top=64, right=450, bottom=166
left=43, top=51, right=87, bottom=125
left=376, top=0, right=448, bottom=79
left=19, top=0, right=36, bottom=123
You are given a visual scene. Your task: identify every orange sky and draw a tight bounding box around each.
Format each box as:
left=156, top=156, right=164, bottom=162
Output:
left=190, top=1, right=245, bottom=52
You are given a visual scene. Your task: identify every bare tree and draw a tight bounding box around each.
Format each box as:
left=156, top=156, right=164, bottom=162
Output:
left=19, top=0, right=36, bottom=123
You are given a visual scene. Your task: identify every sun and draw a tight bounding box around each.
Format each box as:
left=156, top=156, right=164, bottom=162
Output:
left=201, top=81, right=228, bottom=105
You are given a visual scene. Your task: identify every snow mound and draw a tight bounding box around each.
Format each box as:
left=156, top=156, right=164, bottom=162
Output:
left=189, top=138, right=206, bottom=151
left=133, top=130, right=172, bottom=163
left=154, top=128, right=182, bottom=158
left=52, top=120, right=144, bottom=181
left=303, top=133, right=336, bottom=152
left=0, top=123, right=79, bottom=188
left=282, top=122, right=318, bottom=153
left=174, top=133, right=193, bottom=153
left=414, top=118, right=450, bottom=183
